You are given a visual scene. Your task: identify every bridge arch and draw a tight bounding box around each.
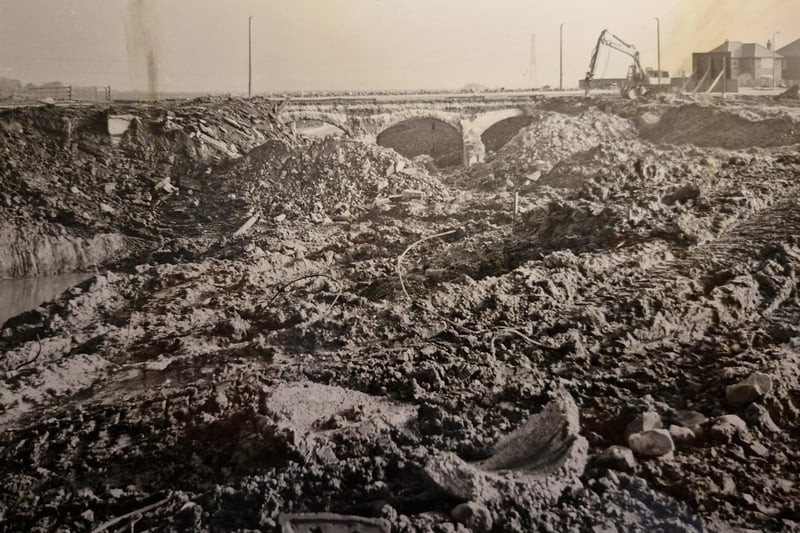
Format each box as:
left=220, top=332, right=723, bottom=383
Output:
left=460, top=108, right=535, bottom=164
left=376, top=116, right=463, bottom=168
left=280, top=111, right=353, bottom=137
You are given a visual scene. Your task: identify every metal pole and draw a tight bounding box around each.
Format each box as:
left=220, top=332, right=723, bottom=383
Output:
left=248, top=16, right=253, bottom=97
left=655, top=17, right=661, bottom=85
left=559, top=23, right=564, bottom=90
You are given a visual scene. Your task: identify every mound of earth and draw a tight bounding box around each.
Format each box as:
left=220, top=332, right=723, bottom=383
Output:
left=210, top=137, right=448, bottom=224
left=640, top=103, right=800, bottom=149
left=521, top=140, right=800, bottom=249
left=471, top=109, right=636, bottom=188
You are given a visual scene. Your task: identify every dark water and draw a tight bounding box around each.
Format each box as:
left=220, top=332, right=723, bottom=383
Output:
left=0, top=273, right=91, bottom=326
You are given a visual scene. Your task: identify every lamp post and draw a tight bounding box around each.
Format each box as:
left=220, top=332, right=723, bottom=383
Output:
left=248, top=16, right=253, bottom=98
left=559, top=23, right=564, bottom=90
left=772, top=31, right=779, bottom=88
left=655, top=17, right=661, bottom=85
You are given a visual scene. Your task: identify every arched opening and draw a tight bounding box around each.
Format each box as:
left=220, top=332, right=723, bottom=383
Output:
left=481, top=116, right=534, bottom=158
left=377, top=118, right=462, bottom=168
left=292, top=119, right=347, bottom=138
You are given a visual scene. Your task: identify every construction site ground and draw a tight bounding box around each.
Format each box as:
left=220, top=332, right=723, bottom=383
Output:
left=1, top=93, right=800, bottom=532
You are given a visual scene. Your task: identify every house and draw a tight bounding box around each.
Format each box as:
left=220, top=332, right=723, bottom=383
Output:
left=777, top=38, right=800, bottom=84
left=692, top=40, right=783, bottom=90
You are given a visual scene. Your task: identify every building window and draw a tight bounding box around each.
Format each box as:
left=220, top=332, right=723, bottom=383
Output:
left=763, top=58, right=774, bottom=69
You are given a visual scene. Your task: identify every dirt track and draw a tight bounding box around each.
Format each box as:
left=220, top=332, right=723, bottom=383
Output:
left=1, top=94, right=800, bottom=532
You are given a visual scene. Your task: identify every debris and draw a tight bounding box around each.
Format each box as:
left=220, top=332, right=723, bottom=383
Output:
left=709, top=415, right=749, bottom=443
left=233, top=215, right=260, bottom=237
left=596, top=445, right=636, bottom=472
left=668, top=425, right=695, bottom=446
left=776, top=84, right=799, bottom=100
left=90, top=492, right=174, bottom=533
left=744, top=403, right=781, bottom=434
left=277, top=513, right=390, bottom=533
left=451, top=502, right=493, bottom=532
left=726, top=372, right=773, bottom=408
left=106, top=114, right=135, bottom=136
left=424, top=390, right=588, bottom=508
left=396, top=229, right=457, bottom=302
left=624, top=411, right=663, bottom=439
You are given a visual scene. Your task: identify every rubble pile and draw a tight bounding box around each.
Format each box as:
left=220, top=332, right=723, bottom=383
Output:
left=0, top=98, right=296, bottom=277
left=210, top=136, right=447, bottom=223
left=472, top=108, right=636, bottom=187
left=525, top=140, right=800, bottom=248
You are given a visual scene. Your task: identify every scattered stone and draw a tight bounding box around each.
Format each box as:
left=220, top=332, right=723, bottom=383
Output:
left=628, top=429, right=675, bottom=457
left=673, top=410, right=708, bottom=429
left=709, top=415, right=749, bottom=443
left=596, top=445, right=636, bottom=472
left=450, top=502, right=493, bottom=532
left=726, top=372, right=773, bottom=408
left=748, top=441, right=769, bottom=458
left=624, top=411, right=663, bottom=439
left=744, top=403, right=781, bottom=433
left=668, top=424, right=695, bottom=446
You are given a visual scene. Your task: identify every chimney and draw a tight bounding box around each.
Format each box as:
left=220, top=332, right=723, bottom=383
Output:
left=767, top=39, right=772, bottom=50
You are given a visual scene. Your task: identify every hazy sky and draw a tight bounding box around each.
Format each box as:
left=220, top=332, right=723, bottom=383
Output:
left=0, top=0, right=797, bottom=93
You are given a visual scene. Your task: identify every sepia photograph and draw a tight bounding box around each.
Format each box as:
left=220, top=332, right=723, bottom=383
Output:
left=1, top=1, right=799, bottom=531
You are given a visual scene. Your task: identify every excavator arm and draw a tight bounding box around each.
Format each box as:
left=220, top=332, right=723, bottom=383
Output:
left=585, top=29, right=648, bottom=97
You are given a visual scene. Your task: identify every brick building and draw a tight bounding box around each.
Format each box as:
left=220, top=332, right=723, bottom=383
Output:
left=778, top=38, right=800, bottom=84
left=693, top=40, right=783, bottom=89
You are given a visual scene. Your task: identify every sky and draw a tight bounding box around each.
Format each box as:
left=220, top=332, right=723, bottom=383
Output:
left=0, top=0, right=797, bottom=94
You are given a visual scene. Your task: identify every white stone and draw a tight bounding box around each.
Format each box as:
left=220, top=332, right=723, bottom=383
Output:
left=726, top=372, right=772, bottom=407
left=596, top=445, right=636, bottom=471
left=668, top=424, right=695, bottom=446
left=628, top=429, right=675, bottom=457
left=624, top=411, right=663, bottom=439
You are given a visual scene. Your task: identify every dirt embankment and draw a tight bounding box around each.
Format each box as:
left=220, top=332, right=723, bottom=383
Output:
left=1, top=99, right=800, bottom=532
left=640, top=103, right=800, bottom=149
left=0, top=98, right=297, bottom=278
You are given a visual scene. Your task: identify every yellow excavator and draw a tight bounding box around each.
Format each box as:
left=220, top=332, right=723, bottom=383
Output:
left=584, top=29, right=653, bottom=99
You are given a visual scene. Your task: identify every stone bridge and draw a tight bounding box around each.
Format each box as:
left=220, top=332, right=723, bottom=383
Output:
left=275, top=94, right=547, bottom=167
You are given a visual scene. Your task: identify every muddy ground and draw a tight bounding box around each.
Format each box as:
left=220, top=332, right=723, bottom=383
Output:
left=1, top=94, right=800, bottom=532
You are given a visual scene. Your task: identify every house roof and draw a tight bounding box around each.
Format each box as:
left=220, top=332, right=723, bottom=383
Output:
left=711, top=41, right=743, bottom=54
left=777, top=37, right=800, bottom=57
left=709, top=40, right=783, bottom=58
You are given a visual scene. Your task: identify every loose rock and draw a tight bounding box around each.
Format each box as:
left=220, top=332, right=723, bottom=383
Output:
left=726, top=372, right=773, bottom=408
left=709, top=415, right=749, bottom=443
left=596, top=445, right=636, bottom=472
left=451, top=502, right=493, bottom=533
left=628, top=429, right=675, bottom=457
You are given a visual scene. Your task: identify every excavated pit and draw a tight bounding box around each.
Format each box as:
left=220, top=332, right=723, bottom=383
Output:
left=1, top=97, right=800, bottom=532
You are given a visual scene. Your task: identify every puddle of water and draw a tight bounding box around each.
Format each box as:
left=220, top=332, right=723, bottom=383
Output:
left=0, top=273, right=91, bottom=326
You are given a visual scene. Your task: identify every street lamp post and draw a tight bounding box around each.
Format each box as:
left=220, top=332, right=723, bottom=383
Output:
left=655, top=17, right=661, bottom=85
left=559, top=23, right=564, bottom=91
left=772, top=31, right=780, bottom=88
left=248, top=16, right=253, bottom=98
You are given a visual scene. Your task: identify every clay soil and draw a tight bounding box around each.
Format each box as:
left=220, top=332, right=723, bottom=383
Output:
left=1, top=95, right=800, bottom=532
